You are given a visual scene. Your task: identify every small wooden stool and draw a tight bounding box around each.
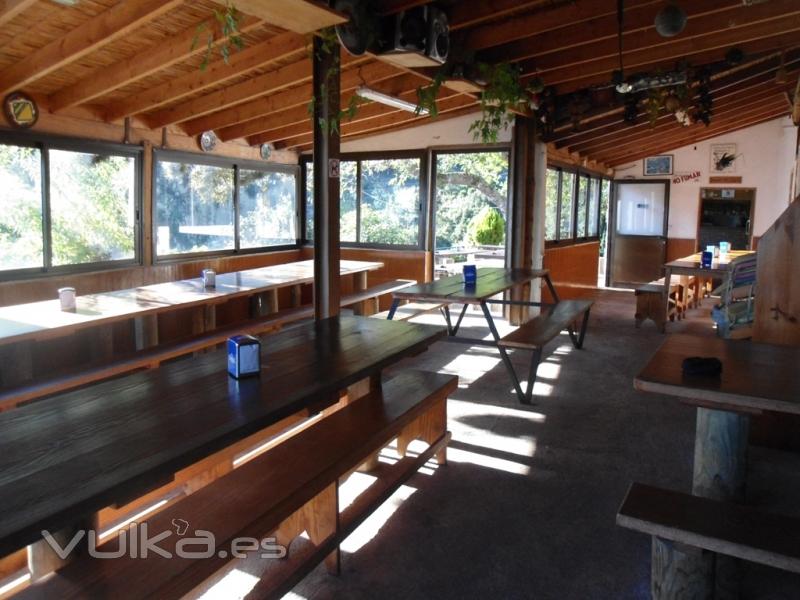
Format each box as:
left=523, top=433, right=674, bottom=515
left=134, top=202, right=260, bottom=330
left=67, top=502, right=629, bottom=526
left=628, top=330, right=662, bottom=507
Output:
left=635, top=280, right=682, bottom=332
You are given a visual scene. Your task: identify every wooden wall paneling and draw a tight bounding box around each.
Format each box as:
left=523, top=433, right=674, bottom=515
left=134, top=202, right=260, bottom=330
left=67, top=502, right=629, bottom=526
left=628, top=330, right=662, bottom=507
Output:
left=540, top=241, right=600, bottom=302
left=666, top=238, right=698, bottom=262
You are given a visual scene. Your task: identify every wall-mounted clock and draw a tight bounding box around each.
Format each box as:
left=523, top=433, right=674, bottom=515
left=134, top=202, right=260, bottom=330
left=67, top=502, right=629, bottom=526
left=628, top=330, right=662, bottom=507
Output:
left=4, top=92, right=38, bottom=129
left=198, top=130, right=218, bottom=152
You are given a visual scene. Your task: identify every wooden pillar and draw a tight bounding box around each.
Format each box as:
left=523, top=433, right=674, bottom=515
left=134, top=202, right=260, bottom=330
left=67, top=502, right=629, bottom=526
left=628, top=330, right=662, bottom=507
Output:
left=312, top=36, right=341, bottom=321
left=508, top=116, right=538, bottom=325
left=424, top=149, right=435, bottom=282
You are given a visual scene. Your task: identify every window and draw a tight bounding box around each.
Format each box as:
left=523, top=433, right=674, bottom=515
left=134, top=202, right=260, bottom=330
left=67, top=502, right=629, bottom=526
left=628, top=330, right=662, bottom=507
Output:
left=0, top=136, right=140, bottom=276
left=303, top=153, right=423, bottom=248
left=545, top=165, right=609, bottom=245
left=154, top=151, right=298, bottom=258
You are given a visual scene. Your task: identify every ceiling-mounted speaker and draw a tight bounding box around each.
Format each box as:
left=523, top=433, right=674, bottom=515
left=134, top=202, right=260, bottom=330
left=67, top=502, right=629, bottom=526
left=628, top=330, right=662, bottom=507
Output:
left=334, top=0, right=375, bottom=56
left=426, top=5, right=449, bottom=64
left=654, top=3, right=687, bottom=37
left=394, top=6, right=427, bottom=53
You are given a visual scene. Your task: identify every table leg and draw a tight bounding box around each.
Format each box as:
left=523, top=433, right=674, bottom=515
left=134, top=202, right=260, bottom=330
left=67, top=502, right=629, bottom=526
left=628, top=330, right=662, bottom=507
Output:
left=652, top=407, right=750, bottom=599
left=543, top=274, right=560, bottom=303
left=352, top=272, right=370, bottom=316
left=387, top=298, right=400, bottom=320
left=662, top=267, right=673, bottom=334
left=28, top=513, right=98, bottom=582
left=479, top=301, right=526, bottom=403
left=133, top=315, right=159, bottom=351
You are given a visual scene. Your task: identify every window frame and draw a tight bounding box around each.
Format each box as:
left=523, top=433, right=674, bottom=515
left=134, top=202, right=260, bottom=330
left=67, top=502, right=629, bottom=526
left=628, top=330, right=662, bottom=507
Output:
left=545, top=161, right=609, bottom=248
left=301, top=150, right=427, bottom=251
left=0, top=131, right=144, bottom=281
left=153, top=148, right=301, bottom=263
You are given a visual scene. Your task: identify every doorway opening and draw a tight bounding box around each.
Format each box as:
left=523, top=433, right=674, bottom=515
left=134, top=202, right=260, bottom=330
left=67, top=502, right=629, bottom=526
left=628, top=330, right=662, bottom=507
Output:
left=697, top=188, right=756, bottom=251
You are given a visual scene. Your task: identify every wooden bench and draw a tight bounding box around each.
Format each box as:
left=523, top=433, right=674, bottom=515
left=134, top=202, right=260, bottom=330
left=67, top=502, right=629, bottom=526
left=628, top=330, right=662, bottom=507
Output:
left=13, top=370, right=457, bottom=600
left=617, top=482, right=800, bottom=592
left=498, top=299, right=593, bottom=404
left=340, top=279, right=416, bottom=316
left=635, top=279, right=682, bottom=332
left=374, top=301, right=446, bottom=322
left=0, top=281, right=416, bottom=413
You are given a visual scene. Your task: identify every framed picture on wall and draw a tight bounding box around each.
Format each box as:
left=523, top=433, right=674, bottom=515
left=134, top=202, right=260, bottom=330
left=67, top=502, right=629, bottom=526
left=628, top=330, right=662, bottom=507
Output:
left=644, top=155, right=673, bottom=176
left=711, top=143, right=739, bottom=173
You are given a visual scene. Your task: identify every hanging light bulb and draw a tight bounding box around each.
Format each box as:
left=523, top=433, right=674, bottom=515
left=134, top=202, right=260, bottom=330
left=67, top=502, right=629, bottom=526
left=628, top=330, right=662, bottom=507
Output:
left=655, top=3, right=687, bottom=38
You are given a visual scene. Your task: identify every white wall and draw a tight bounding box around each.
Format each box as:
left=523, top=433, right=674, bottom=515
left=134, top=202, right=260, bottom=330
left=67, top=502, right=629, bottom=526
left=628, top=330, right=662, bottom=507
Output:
left=614, top=116, right=797, bottom=239
left=341, top=111, right=511, bottom=152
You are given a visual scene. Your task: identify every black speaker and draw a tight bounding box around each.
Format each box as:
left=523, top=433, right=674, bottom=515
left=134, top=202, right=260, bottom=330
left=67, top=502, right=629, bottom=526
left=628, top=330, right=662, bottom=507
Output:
left=426, top=5, right=449, bottom=64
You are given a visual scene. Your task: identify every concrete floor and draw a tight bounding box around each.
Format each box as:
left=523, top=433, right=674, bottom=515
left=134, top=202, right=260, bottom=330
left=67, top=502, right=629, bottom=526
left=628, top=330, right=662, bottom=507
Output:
left=285, top=291, right=800, bottom=600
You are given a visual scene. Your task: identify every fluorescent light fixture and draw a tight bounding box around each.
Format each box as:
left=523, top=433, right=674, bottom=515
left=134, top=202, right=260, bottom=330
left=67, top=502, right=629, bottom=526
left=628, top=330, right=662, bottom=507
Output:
left=355, top=86, right=429, bottom=116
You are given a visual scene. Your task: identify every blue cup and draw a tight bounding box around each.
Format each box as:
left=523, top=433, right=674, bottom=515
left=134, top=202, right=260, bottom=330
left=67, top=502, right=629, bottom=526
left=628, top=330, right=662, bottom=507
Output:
left=701, top=251, right=713, bottom=268
left=463, top=264, right=477, bottom=286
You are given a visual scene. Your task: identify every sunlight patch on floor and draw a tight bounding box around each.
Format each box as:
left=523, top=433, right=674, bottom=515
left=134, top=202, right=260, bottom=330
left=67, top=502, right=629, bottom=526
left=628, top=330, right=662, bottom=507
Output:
left=448, top=399, right=541, bottom=458
left=339, top=485, right=417, bottom=554
left=196, top=569, right=261, bottom=600
left=441, top=352, right=501, bottom=386
left=446, top=446, right=530, bottom=476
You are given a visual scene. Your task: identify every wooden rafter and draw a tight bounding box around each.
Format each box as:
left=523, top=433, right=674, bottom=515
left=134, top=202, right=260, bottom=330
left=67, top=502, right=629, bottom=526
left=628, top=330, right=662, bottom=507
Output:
left=209, top=0, right=346, bottom=34
left=0, top=0, right=185, bottom=96
left=0, top=0, right=36, bottom=29
left=48, top=15, right=263, bottom=112
left=104, top=32, right=307, bottom=123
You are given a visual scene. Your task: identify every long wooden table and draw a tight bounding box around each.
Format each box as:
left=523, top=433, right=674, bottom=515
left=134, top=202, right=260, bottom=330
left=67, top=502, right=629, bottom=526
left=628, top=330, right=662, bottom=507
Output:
left=662, top=251, right=754, bottom=326
left=635, top=333, right=800, bottom=593
left=0, top=316, right=445, bottom=559
left=0, top=260, right=382, bottom=348
left=388, top=267, right=557, bottom=403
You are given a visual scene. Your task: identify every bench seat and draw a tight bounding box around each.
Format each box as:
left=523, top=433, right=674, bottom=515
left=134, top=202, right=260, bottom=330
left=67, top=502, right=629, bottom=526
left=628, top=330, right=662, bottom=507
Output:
left=635, top=279, right=683, bottom=332
left=16, top=370, right=457, bottom=600
left=617, top=482, right=800, bottom=574
left=374, top=301, right=446, bottom=322
left=340, top=279, right=416, bottom=315
left=497, top=299, right=593, bottom=404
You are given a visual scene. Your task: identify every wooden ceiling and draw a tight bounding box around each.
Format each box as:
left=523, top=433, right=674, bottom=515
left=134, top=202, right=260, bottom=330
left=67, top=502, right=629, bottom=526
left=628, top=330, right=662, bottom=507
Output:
left=0, top=0, right=796, bottom=166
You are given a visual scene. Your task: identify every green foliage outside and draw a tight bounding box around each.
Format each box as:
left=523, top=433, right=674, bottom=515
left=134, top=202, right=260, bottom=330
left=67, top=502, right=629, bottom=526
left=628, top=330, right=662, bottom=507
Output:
left=468, top=206, right=505, bottom=245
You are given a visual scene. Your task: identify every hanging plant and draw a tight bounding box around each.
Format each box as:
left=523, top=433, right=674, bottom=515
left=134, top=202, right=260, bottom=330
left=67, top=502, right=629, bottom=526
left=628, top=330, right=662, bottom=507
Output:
left=192, top=2, right=245, bottom=71
left=468, top=63, right=537, bottom=144
left=415, top=71, right=446, bottom=117
left=307, top=28, right=363, bottom=136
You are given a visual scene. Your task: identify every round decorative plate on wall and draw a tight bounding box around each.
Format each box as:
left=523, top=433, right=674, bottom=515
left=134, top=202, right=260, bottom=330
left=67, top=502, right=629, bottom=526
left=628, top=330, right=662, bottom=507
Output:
left=198, top=130, right=218, bottom=152
left=3, top=92, right=38, bottom=129
left=260, top=143, right=274, bottom=160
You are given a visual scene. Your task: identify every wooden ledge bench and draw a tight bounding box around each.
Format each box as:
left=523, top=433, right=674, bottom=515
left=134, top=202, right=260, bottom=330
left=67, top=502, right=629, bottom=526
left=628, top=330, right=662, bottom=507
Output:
left=340, top=279, right=416, bottom=316
left=498, top=299, right=593, bottom=404
left=15, top=370, right=457, bottom=600
left=617, top=482, right=800, bottom=588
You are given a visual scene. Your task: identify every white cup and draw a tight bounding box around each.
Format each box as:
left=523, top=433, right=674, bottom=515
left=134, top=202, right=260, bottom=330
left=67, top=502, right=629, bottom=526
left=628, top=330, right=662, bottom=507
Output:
left=58, top=287, right=76, bottom=311
left=202, top=269, right=216, bottom=288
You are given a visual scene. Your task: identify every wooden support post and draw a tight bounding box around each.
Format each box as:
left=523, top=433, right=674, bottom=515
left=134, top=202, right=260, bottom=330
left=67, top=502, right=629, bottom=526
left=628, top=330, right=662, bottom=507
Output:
left=652, top=407, right=750, bottom=598
left=290, top=284, right=302, bottom=308
left=345, top=373, right=382, bottom=472
left=133, top=315, right=159, bottom=351
left=0, top=340, right=33, bottom=388
left=28, top=513, right=99, bottom=582
left=352, top=271, right=371, bottom=316
left=397, top=396, right=448, bottom=465
left=312, top=36, right=341, bottom=321
left=509, top=116, right=538, bottom=326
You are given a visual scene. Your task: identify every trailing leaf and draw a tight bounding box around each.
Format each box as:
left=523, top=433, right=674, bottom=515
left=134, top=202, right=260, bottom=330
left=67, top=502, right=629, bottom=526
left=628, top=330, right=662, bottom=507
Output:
left=193, top=2, right=244, bottom=71
left=416, top=71, right=446, bottom=117
left=469, top=62, right=533, bottom=144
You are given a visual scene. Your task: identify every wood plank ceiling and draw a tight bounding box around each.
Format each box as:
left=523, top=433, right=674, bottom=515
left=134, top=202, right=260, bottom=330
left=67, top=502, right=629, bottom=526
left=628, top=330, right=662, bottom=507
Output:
left=0, top=0, right=795, bottom=166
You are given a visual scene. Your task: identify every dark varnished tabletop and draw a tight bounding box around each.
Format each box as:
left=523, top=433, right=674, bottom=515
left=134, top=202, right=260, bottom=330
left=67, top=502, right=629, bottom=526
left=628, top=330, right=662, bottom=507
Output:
left=635, top=334, right=800, bottom=415
left=394, top=267, right=549, bottom=304
left=0, top=316, right=446, bottom=556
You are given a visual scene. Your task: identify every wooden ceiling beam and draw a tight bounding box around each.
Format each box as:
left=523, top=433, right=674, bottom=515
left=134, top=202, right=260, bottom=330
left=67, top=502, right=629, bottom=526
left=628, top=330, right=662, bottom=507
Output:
left=524, top=7, right=800, bottom=88
left=0, top=0, right=185, bottom=96
left=0, top=0, right=37, bottom=29
left=377, top=0, right=432, bottom=15
left=103, top=32, right=307, bottom=123
left=449, top=0, right=566, bottom=32
left=48, top=15, right=262, bottom=112
left=247, top=82, right=460, bottom=145
left=280, top=94, right=477, bottom=149
left=180, top=59, right=398, bottom=136
left=223, top=72, right=424, bottom=142
left=473, top=0, right=658, bottom=55
left=482, top=0, right=734, bottom=65
left=571, top=91, right=789, bottom=155
left=208, top=0, right=346, bottom=34
left=600, top=108, right=789, bottom=164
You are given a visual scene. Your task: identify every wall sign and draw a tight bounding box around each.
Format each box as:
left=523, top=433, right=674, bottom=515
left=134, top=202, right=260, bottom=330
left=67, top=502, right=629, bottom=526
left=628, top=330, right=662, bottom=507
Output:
left=328, top=158, right=340, bottom=178
left=3, top=92, right=38, bottom=129
left=709, top=176, right=742, bottom=184
left=672, top=170, right=701, bottom=184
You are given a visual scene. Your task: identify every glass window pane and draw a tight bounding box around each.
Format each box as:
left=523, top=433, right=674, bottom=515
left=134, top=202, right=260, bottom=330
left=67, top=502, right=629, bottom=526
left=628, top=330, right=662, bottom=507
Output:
left=600, top=180, right=611, bottom=257
left=360, top=158, right=420, bottom=246
left=49, top=149, right=136, bottom=266
left=305, top=162, right=313, bottom=241
left=588, top=178, right=600, bottom=237
left=340, top=161, right=357, bottom=243
left=434, top=152, right=508, bottom=252
left=0, top=144, right=43, bottom=271
left=545, top=168, right=559, bottom=241
left=155, top=160, right=234, bottom=256
left=559, top=171, right=575, bottom=239
left=239, top=169, right=297, bottom=248
left=576, top=175, right=589, bottom=238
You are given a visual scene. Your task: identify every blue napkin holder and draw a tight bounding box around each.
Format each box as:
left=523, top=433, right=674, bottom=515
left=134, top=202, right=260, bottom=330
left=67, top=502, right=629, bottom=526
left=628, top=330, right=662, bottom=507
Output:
left=463, top=264, right=477, bottom=286
left=227, top=335, right=261, bottom=379
left=700, top=251, right=713, bottom=269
